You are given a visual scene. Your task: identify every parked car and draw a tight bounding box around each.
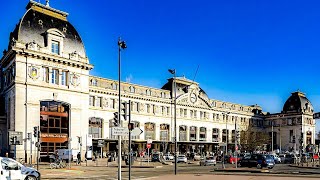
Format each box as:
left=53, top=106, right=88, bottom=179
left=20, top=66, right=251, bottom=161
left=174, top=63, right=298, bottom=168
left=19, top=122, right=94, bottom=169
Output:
left=200, top=156, right=216, bottom=166
left=193, top=154, right=201, bottom=161
left=227, top=155, right=241, bottom=164
left=163, top=153, right=174, bottom=161
left=238, top=154, right=275, bottom=169
left=278, top=154, right=286, bottom=163
left=151, top=153, right=161, bottom=162
left=177, top=155, right=188, bottom=163
left=284, top=154, right=297, bottom=164
left=0, top=157, right=40, bottom=180
left=270, top=154, right=281, bottom=164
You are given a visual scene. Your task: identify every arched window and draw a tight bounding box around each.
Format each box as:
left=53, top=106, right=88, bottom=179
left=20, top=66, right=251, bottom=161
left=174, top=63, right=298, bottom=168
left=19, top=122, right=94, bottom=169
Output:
left=89, top=117, right=103, bottom=138
left=179, top=125, right=187, bottom=141
left=199, top=127, right=206, bottom=141
left=144, top=122, right=155, bottom=140
left=212, top=128, right=219, bottom=142
left=190, top=126, right=197, bottom=141
left=160, top=124, right=170, bottom=141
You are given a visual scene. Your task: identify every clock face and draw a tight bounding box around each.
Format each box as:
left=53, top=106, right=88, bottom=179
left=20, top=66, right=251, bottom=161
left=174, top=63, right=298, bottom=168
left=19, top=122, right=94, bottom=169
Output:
left=190, top=93, right=197, bottom=103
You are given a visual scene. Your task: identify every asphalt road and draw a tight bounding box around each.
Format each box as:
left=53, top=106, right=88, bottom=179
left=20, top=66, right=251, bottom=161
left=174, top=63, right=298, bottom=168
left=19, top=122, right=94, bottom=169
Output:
left=40, top=162, right=320, bottom=180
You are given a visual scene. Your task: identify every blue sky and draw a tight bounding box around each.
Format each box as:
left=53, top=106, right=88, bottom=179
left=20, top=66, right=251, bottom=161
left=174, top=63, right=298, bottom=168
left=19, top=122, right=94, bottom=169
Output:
left=1, top=0, right=320, bottom=131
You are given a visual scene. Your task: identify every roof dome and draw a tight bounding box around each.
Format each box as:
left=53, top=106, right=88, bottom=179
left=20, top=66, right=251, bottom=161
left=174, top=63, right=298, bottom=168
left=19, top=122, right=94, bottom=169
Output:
left=282, top=91, right=313, bottom=114
left=9, top=1, right=86, bottom=58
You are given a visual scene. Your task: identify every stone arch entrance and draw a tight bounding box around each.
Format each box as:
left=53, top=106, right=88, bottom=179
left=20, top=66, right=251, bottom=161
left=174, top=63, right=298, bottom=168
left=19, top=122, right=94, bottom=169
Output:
left=40, top=100, right=70, bottom=161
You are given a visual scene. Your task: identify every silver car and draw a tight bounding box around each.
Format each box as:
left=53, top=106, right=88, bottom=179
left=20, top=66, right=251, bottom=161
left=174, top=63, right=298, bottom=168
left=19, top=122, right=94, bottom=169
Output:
left=200, top=156, right=216, bottom=166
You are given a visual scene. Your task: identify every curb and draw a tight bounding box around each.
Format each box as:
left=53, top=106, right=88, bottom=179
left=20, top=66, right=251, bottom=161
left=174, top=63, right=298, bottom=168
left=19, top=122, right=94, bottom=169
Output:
left=289, top=165, right=320, bottom=169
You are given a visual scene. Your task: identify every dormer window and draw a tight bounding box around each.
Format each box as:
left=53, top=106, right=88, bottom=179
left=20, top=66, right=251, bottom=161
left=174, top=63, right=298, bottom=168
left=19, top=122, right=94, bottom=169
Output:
left=91, top=79, right=98, bottom=86
left=51, top=41, right=60, bottom=55
left=46, top=28, right=65, bottom=55
left=129, top=86, right=135, bottom=93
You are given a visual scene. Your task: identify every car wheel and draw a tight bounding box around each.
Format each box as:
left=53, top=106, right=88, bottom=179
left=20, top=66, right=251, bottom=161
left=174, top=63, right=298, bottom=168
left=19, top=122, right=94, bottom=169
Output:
left=257, top=164, right=262, bottom=169
left=25, top=175, right=37, bottom=180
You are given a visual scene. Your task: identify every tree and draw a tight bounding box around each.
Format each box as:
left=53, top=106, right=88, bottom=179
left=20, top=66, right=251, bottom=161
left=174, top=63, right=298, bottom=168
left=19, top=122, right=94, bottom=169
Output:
left=240, top=124, right=270, bottom=152
left=317, top=131, right=320, bottom=140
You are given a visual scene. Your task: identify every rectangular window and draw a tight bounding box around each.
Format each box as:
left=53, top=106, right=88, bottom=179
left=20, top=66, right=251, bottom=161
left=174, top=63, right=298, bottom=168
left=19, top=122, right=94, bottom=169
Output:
left=61, top=71, right=67, bottom=86
left=290, top=130, right=293, bottom=142
left=42, top=67, right=49, bottom=83
left=51, top=41, right=60, bottom=55
left=96, top=97, right=101, bottom=107
left=51, top=69, right=59, bottom=85
left=89, top=96, right=94, bottom=106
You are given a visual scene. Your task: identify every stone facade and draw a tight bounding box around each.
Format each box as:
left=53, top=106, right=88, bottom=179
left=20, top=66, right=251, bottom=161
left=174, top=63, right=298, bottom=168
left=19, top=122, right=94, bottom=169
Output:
left=0, top=1, right=316, bottom=162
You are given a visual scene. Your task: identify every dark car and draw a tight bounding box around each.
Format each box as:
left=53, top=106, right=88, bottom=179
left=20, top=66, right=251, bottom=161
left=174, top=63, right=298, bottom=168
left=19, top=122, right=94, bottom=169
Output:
left=151, top=153, right=160, bottom=162
left=284, top=154, right=297, bottom=164
left=238, top=154, right=275, bottom=169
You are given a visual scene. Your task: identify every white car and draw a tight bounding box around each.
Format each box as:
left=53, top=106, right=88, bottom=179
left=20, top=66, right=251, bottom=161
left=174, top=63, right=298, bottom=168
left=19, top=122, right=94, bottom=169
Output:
left=200, top=156, right=217, bottom=166
left=0, top=157, right=40, bottom=180
left=163, top=153, right=174, bottom=161
left=177, top=155, right=187, bottom=163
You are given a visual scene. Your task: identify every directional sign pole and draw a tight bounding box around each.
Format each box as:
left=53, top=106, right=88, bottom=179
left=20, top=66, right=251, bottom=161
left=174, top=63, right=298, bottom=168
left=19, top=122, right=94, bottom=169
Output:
left=128, top=100, right=132, bottom=180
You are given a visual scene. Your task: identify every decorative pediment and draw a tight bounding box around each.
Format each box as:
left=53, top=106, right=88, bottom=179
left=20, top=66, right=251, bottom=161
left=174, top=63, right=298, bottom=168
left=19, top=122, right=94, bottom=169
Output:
left=176, top=93, right=212, bottom=108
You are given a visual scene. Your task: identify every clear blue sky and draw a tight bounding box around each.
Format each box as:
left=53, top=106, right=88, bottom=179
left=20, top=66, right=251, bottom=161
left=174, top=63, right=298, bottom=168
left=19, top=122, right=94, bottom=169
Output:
left=1, top=0, right=320, bottom=131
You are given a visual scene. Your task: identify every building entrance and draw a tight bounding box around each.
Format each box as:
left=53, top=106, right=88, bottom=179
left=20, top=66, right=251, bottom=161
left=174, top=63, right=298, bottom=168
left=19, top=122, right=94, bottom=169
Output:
left=40, top=101, right=70, bottom=161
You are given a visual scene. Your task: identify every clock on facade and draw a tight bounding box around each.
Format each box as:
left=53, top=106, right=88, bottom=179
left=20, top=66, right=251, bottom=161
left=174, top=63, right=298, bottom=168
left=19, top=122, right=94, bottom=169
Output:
left=190, top=93, right=197, bottom=103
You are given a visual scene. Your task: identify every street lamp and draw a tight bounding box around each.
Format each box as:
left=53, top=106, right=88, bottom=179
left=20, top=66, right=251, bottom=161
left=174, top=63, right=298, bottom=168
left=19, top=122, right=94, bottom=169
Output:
left=117, top=37, right=127, bottom=180
left=168, top=69, right=177, bottom=175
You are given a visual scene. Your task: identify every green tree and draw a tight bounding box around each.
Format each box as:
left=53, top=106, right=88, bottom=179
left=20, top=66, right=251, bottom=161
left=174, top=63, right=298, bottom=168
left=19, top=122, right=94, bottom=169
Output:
left=240, top=124, right=270, bottom=152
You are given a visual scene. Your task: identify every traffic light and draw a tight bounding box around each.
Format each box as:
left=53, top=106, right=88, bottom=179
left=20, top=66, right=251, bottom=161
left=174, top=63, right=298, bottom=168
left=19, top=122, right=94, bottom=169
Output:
left=293, top=136, right=296, bottom=143
left=33, top=126, right=38, bottom=138
left=113, top=112, right=119, bottom=126
left=121, top=102, right=128, bottom=121
left=128, top=123, right=134, bottom=131
left=10, top=136, right=15, bottom=145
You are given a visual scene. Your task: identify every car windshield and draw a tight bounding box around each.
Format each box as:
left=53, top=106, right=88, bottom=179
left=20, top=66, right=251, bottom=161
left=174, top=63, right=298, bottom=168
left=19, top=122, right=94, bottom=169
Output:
left=178, top=155, right=185, bottom=158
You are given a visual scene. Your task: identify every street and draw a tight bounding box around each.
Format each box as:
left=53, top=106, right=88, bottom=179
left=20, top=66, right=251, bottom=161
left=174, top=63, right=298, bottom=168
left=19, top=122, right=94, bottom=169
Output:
left=39, top=161, right=320, bottom=180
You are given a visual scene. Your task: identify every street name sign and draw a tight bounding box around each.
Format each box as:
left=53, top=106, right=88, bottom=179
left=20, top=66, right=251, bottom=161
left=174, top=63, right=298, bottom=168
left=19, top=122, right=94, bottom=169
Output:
left=112, top=127, right=129, bottom=136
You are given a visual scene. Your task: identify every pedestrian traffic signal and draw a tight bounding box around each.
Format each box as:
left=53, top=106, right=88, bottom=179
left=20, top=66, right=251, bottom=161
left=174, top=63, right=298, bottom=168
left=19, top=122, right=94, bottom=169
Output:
left=128, top=123, right=134, bottom=131
left=121, top=101, right=128, bottom=121
left=113, top=112, right=119, bottom=126
left=10, top=136, right=16, bottom=145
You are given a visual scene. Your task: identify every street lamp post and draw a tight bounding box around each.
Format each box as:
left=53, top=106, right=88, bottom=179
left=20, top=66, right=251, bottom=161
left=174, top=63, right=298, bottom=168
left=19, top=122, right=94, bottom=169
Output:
left=222, top=112, right=230, bottom=168
left=117, top=38, right=127, bottom=180
left=168, top=69, right=177, bottom=175
left=235, top=117, right=238, bottom=168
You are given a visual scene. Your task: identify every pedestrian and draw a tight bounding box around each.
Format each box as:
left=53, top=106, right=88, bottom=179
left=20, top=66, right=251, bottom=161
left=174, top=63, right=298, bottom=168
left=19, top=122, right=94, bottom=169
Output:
left=77, top=152, right=81, bottom=165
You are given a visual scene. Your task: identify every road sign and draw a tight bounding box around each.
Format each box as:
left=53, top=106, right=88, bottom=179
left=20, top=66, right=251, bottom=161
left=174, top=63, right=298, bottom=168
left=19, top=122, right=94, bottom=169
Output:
left=97, top=140, right=104, bottom=147
left=112, top=127, right=129, bottom=136
left=131, top=127, right=143, bottom=136
left=147, top=143, right=151, bottom=149
left=8, top=131, right=23, bottom=145
left=86, top=134, right=93, bottom=146
left=147, top=139, right=152, bottom=144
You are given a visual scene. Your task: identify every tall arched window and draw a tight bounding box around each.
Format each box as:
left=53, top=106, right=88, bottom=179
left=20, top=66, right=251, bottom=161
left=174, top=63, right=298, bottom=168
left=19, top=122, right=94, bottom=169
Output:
left=179, top=125, right=187, bottom=141
left=199, top=127, right=206, bottom=141
left=190, top=126, right=197, bottom=141
left=144, top=122, right=155, bottom=140
left=160, top=124, right=170, bottom=141
left=89, top=117, right=103, bottom=138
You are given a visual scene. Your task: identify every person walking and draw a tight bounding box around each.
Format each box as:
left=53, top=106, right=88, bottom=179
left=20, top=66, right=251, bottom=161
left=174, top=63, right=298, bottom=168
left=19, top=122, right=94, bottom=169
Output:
left=77, top=152, right=81, bottom=165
